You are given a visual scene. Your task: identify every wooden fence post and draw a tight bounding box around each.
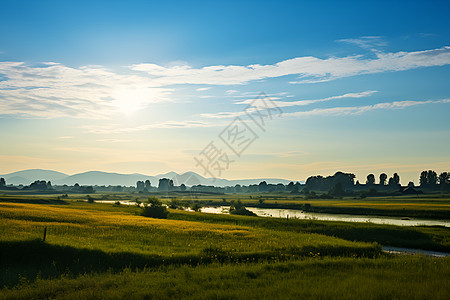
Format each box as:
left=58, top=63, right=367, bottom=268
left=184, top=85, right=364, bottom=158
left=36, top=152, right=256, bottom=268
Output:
left=43, top=226, right=47, bottom=242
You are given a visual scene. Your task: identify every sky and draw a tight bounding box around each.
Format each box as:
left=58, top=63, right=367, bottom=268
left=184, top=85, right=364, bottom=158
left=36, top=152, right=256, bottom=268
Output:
left=1, top=0, right=449, bottom=184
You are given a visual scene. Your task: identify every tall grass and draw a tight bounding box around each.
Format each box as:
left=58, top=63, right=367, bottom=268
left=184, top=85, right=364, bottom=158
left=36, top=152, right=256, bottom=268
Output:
left=0, top=202, right=380, bottom=288
left=1, top=256, right=449, bottom=299
left=168, top=209, right=450, bottom=252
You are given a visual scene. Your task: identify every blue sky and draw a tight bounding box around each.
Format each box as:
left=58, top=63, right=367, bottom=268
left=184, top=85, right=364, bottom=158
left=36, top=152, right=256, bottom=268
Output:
left=0, top=0, right=449, bottom=184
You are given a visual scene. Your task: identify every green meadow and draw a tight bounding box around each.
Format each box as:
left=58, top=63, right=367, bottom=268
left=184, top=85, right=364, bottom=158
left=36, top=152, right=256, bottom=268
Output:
left=0, top=195, right=449, bottom=299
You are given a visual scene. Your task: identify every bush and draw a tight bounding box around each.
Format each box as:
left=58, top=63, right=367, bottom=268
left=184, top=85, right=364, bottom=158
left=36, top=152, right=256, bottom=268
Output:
left=191, top=203, right=202, bottom=212
left=140, top=204, right=168, bottom=219
left=230, top=207, right=257, bottom=216
left=169, top=199, right=180, bottom=209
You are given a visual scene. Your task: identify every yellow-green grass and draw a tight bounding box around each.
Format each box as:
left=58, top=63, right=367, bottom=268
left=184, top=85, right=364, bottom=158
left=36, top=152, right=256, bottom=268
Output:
left=1, top=199, right=449, bottom=298
left=0, top=202, right=376, bottom=257
left=0, top=201, right=381, bottom=288
left=1, top=256, right=449, bottom=300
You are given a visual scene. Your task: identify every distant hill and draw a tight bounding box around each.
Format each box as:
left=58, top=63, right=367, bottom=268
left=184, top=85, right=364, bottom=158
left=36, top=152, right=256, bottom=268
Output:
left=1, top=169, right=296, bottom=187
left=55, top=171, right=155, bottom=186
left=0, top=169, right=68, bottom=185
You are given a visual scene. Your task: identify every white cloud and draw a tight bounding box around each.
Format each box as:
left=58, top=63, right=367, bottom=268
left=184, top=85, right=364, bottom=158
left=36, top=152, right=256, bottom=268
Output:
left=200, top=111, right=247, bottom=119
left=202, top=90, right=377, bottom=118
left=0, top=62, right=172, bottom=118
left=1, top=46, right=450, bottom=119
left=131, top=46, right=450, bottom=85
left=283, top=99, right=450, bottom=117
left=236, top=90, right=377, bottom=108
left=196, top=87, right=211, bottom=91
left=226, top=89, right=239, bottom=94
left=336, top=36, right=387, bottom=49
left=201, top=97, right=450, bottom=119
left=82, top=120, right=223, bottom=134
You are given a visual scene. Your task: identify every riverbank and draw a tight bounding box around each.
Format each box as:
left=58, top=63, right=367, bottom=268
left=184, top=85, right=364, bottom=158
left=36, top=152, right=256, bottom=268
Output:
left=178, top=196, right=450, bottom=220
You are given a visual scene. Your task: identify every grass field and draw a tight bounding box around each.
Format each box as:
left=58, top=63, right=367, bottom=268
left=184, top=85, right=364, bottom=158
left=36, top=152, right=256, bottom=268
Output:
left=0, top=196, right=449, bottom=299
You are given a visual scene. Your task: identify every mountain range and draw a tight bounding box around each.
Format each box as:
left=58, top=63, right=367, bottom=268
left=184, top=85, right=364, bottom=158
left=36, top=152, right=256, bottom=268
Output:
left=0, top=169, right=297, bottom=187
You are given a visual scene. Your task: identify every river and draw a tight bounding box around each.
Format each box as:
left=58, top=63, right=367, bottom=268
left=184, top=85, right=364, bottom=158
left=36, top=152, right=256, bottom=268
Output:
left=95, top=200, right=449, bottom=227
left=200, top=206, right=450, bottom=227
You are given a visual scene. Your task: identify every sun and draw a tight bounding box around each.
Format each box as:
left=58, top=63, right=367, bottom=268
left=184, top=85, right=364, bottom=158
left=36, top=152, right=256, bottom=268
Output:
left=111, top=88, right=154, bottom=116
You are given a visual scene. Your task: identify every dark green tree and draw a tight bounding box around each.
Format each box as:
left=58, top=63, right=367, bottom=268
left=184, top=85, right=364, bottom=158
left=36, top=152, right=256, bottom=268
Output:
left=158, top=178, right=174, bottom=191
left=286, top=182, right=295, bottom=192
left=419, top=171, right=428, bottom=186
left=329, top=182, right=344, bottom=197
left=393, top=173, right=400, bottom=185
left=427, top=170, right=438, bottom=185
left=136, top=181, right=144, bottom=191
left=258, top=181, right=268, bottom=192
left=388, top=177, right=395, bottom=185
left=144, top=180, right=151, bottom=189
left=379, top=173, right=387, bottom=185
left=438, top=172, right=449, bottom=185
left=366, top=174, right=375, bottom=185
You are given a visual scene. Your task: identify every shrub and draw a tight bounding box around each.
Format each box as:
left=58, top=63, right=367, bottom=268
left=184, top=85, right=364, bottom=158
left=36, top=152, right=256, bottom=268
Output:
left=140, top=204, right=169, bottom=219
left=169, top=199, right=180, bottom=209
left=87, top=195, right=94, bottom=203
left=230, top=207, right=257, bottom=216
left=191, top=203, right=202, bottom=212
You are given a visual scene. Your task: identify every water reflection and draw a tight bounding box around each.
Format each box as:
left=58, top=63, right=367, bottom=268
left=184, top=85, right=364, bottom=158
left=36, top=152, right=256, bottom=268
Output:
left=200, top=206, right=450, bottom=227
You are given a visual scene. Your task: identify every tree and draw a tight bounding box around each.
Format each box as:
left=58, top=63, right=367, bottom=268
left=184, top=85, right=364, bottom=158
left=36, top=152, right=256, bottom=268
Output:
left=290, top=185, right=299, bottom=194
left=286, top=182, right=295, bottom=192
left=388, top=177, right=395, bottom=186
left=427, top=170, right=438, bottom=186
left=379, top=173, right=387, bottom=185
left=393, top=173, right=400, bottom=185
left=329, top=182, right=344, bottom=197
left=420, top=170, right=438, bottom=187
left=438, top=172, right=449, bottom=185
left=305, top=171, right=355, bottom=191
left=140, top=198, right=168, bottom=219
left=29, top=180, right=48, bottom=190
left=83, top=186, right=94, bottom=194
left=158, top=178, right=174, bottom=191
left=144, top=180, right=151, bottom=189
left=180, top=183, right=186, bottom=191
left=366, top=174, right=375, bottom=185
left=258, top=181, right=268, bottom=192
left=419, top=171, right=428, bottom=186
left=136, top=181, right=144, bottom=191
left=0, top=178, right=5, bottom=187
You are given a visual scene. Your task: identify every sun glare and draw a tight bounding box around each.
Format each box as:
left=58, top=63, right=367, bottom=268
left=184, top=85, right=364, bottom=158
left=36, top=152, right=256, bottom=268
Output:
left=112, top=88, right=154, bottom=116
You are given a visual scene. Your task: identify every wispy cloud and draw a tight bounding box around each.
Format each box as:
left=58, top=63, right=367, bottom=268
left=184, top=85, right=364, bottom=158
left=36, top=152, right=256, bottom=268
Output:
left=0, top=62, right=172, bottom=118
left=83, top=120, right=223, bottom=134
left=1, top=46, right=450, bottom=119
left=131, top=46, right=450, bottom=85
left=226, top=89, right=239, bottom=94
left=196, top=87, right=211, bottom=91
left=236, top=90, right=377, bottom=108
left=202, top=90, right=377, bottom=118
left=202, top=97, right=450, bottom=119
left=283, top=99, right=450, bottom=117
left=336, top=36, right=387, bottom=49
